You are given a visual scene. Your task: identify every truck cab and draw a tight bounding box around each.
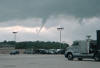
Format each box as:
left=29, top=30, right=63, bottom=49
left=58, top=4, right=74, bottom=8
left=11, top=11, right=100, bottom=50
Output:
left=64, top=40, right=97, bottom=60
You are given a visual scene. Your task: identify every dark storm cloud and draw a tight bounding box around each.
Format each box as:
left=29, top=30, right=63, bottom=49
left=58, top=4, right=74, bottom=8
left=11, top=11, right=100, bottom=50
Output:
left=0, top=0, right=100, bottom=22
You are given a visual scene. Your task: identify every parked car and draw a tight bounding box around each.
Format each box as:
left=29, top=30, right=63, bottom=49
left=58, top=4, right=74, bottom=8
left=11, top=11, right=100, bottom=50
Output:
left=39, top=49, right=48, bottom=54
left=48, top=49, right=56, bottom=54
left=10, top=50, right=19, bottom=55
left=33, top=50, right=40, bottom=54
left=56, top=49, right=65, bottom=54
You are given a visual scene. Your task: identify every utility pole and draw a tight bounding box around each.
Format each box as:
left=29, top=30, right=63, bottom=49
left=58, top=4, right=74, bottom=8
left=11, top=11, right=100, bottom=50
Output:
left=57, top=27, right=64, bottom=49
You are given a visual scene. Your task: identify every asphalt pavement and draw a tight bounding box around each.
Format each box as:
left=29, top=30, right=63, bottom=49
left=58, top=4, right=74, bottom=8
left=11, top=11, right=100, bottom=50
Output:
left=0, top=54, right=100, bottom=68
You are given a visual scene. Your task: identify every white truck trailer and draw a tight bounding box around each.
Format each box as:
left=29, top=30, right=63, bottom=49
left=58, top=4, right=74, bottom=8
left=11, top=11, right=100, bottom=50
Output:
left=65, top=30, right=100, bottom=61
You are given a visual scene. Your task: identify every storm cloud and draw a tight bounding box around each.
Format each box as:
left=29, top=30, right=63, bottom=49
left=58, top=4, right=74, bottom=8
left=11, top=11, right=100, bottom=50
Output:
left=0, top=0, right=100, bottom=22
left=0, top=0, right=100, bottom=44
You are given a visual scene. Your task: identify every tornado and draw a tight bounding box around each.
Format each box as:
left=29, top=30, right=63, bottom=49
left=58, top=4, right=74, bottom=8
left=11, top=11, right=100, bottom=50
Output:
left=37, top=18, right=47, bottom=34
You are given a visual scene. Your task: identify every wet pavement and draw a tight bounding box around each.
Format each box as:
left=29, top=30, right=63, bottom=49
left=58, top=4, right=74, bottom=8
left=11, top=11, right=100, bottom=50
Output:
left=0, top=54, right=100, bottom=68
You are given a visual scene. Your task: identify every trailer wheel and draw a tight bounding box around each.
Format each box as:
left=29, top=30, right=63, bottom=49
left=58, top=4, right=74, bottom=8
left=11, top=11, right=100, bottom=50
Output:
left=67, top=53, right=73, bottom=60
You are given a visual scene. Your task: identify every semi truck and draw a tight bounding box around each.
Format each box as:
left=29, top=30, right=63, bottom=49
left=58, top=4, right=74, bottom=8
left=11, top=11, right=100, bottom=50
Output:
left=64, top=30, right=100, bottom=61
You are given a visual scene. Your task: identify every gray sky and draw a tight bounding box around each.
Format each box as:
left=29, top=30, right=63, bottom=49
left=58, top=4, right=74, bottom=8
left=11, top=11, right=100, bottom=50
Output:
left=0, top=0, right=100, bottom=44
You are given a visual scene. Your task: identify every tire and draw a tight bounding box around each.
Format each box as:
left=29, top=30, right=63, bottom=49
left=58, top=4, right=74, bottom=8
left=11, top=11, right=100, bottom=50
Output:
left=94, top=51, right=100, bottom=61
left=94, top=55, right=100, bottom=61
left=78, top=58, right=83, bottom=61
left=67, top=53, right=73, bottom=60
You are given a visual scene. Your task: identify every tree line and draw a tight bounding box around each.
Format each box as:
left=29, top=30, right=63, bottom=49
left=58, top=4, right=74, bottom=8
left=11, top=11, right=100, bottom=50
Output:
left=0, top=40, right=69, bottom=49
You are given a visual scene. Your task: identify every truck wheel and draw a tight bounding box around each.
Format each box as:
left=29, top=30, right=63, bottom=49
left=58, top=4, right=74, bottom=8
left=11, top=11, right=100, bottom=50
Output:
left=78, top=58, right=83, bottom=61
left=94, top=54, right=100, bottom=61
left=94, top=56, right=100, bottom=61
left=67, top=53, right=73, bottom=60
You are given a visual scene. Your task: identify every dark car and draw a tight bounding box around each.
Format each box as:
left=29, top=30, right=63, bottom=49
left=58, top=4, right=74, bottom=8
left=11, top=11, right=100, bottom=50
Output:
left=39, top=49, right=48, bottom=54
left=56, top=49, right=65, bottom=54
left=10, top=50, right=20, bottom=55
left=48, top=49, right=56, bottom=54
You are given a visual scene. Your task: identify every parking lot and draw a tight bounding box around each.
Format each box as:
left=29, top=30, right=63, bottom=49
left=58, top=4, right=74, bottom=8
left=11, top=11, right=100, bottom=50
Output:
left=0, top=54, right=100, bottom=68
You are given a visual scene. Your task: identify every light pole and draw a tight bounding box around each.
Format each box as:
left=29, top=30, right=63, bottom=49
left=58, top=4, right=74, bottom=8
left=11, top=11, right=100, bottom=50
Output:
left=12, top=32, right=18, bottom=42
left=12, top=31, right=18, bottom=48
left=57, top=27, right=64, bottom=49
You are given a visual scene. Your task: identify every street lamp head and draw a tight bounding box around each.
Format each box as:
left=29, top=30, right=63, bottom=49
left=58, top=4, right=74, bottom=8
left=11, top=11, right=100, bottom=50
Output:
left=86, top=35, right=91, bottom=40
left=57, top=27, right=64, bottom=31
left=12, top=32, right=18, bottom=34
